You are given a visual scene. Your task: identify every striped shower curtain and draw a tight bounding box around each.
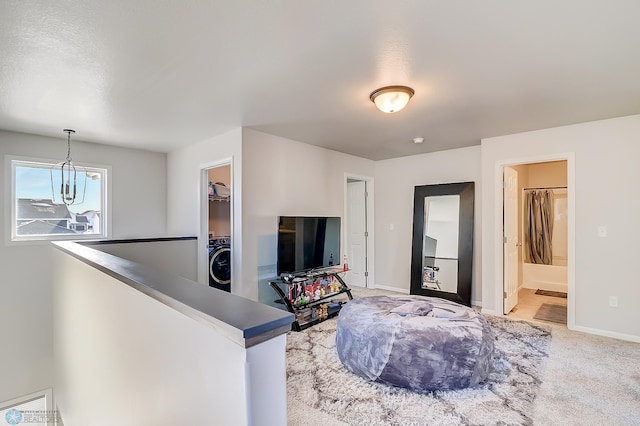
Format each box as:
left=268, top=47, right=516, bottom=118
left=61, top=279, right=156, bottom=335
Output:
left=525, top=190, right=554, bottom=264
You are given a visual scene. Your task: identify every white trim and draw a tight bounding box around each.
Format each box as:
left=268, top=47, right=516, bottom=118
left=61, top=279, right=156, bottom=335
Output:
left=572, top=325, right=640, bottom=344
left=0, top=388, right=55, bottom=426
left=5, top=155, right=111, bottom=245
left=471, top=299, right=482, bottom=308
left=492, top=153, right=576, bottom=331
left=480, top=308, right=501, bottom=316
left=199, top=158, right=233, bottom=287
left=343, top=173, right=375, bottom=288
left=372, top=284, right=409, bottom=294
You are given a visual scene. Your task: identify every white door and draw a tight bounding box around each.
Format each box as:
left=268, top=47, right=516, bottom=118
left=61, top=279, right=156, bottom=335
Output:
left=346, top=181, right=367, bottom=287
left=503, top=166, right=519, bottom=313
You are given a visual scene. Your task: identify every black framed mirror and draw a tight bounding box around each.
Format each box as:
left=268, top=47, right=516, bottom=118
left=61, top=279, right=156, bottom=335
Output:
left=410, top=182, right=474, bottom=306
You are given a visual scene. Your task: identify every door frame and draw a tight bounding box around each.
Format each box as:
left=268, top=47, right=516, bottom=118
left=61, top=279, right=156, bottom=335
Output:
left=493, top=153, right=575, bottom=329
left=199, top=158, right=234, bottom=287
left=503, top=166, right=519, bottom=314
left=343, top=173, right=374, bottom=288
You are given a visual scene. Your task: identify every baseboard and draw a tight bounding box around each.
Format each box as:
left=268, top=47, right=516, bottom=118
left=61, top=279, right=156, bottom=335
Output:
left=480, top=308, right=501, bottom=316
left=571, top=325, right=640, bottom=343
left=523, top=283, right=568, bottom=293
left=471, top=300, right=482, bottom=308
left=371, top=284, right=409, bottom=294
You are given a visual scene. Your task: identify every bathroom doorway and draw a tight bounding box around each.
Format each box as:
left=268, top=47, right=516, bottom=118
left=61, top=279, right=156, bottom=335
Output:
left=502, top=159, right=571, bottom=326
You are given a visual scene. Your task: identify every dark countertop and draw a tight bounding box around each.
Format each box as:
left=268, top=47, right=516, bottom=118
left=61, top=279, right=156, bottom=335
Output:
left=53, top=239, right=293, bottom=348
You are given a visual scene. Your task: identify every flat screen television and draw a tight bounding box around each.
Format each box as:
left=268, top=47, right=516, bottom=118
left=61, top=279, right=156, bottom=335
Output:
left=277, top=216, right=341, bottom=275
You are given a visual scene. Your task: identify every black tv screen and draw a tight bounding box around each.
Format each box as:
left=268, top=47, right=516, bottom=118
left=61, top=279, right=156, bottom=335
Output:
left=277, top=216, right=341, bottom=275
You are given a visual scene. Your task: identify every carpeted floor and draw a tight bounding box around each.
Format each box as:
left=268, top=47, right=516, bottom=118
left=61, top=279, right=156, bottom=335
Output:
left=287, top=287, right=640, bottom=426
left=287, top=315, right=550, bottom=425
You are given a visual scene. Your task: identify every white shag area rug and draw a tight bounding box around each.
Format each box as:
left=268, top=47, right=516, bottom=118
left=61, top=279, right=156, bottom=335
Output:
left=287, top=315, right=551, bottom=426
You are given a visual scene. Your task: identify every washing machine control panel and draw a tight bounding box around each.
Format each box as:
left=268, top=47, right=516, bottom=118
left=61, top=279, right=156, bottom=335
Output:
left=208, top=237, right=230, bottom=247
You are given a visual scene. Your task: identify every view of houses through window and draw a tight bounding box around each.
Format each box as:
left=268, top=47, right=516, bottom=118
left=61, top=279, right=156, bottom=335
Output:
left=12, top=160, right=106, bottom=240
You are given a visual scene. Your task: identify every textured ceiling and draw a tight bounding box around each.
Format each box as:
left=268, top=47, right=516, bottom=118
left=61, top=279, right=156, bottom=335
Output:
left=0, top=1, right=639, bottom=160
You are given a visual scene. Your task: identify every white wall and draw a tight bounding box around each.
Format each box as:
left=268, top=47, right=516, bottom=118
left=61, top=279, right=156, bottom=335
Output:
left=241, top=129, right=375, bottom=301
left=53, top=250, right=287, bottom=426
left=481, top=114, right=640, bottom=341
left=0, top=130, right=167, bottom=403
left=169, top=128, right=482, bottom=304
left=374, top=146, right=482, bottom=303
left=166, top=129, right=243, bottom=291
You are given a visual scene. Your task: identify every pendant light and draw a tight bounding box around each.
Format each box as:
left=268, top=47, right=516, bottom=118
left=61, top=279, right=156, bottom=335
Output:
left=50, top=129, right=86, bottom=206
left=369, top=85, right=415, bottom=113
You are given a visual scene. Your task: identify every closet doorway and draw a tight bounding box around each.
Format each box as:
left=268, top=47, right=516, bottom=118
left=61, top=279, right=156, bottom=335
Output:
left=502, top=158, right=573, bottom=327
left=344, top=174, right=374, bottom=288
left=200, top=161, right=233, bottom=293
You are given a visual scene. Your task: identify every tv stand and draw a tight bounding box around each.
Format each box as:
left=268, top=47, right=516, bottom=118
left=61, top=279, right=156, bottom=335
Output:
left=269, top=267, right=353, bottom=331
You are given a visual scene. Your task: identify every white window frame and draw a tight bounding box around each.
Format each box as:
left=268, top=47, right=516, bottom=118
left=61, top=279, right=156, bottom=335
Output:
left=6, top=155, right=111, bottom=244
left=0, top=388, right=56, bottom=426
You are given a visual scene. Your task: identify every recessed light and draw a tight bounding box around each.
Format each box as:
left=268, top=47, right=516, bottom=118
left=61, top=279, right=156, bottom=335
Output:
left=413, top=137, right=424, bottom=144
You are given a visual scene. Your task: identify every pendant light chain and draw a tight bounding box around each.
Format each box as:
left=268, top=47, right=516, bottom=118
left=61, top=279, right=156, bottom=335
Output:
left=64, top=129, right=75, bottom=162
left=66, top=131, right=72, bottom=162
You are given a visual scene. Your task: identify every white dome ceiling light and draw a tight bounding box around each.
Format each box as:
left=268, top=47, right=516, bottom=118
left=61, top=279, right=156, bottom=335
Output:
left=369, top=85, right=415, bottom=113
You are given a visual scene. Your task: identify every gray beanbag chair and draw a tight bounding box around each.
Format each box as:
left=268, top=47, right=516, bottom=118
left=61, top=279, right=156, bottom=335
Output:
left=336, top=295, right=494, bottom=391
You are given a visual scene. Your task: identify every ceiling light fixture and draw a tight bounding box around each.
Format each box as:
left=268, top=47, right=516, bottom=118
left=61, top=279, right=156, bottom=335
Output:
left=50, top=129, right=86, bottom=206
left=413, top=137, right=424, bottom=144
left=369, top=85, right=415, bottom=113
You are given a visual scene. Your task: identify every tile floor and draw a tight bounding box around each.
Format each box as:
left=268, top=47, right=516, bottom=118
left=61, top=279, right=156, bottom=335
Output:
left=506, top=288, right=567, bottom=324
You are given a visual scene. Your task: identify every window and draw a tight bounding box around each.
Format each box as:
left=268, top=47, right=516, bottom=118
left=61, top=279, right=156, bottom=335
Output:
left=0, top=389, right=56, bottom=426
left=10, top=158, right=108, bottom=242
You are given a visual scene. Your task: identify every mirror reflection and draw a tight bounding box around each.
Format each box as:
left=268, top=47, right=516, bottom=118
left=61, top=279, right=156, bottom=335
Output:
left=422, top=195, right=460, bottom=293
left=411, top=181, right=474, bottom=306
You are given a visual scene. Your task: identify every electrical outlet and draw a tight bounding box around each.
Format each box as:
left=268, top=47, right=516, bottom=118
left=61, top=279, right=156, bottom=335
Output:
left=609, top=296, right=618, bottom=308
